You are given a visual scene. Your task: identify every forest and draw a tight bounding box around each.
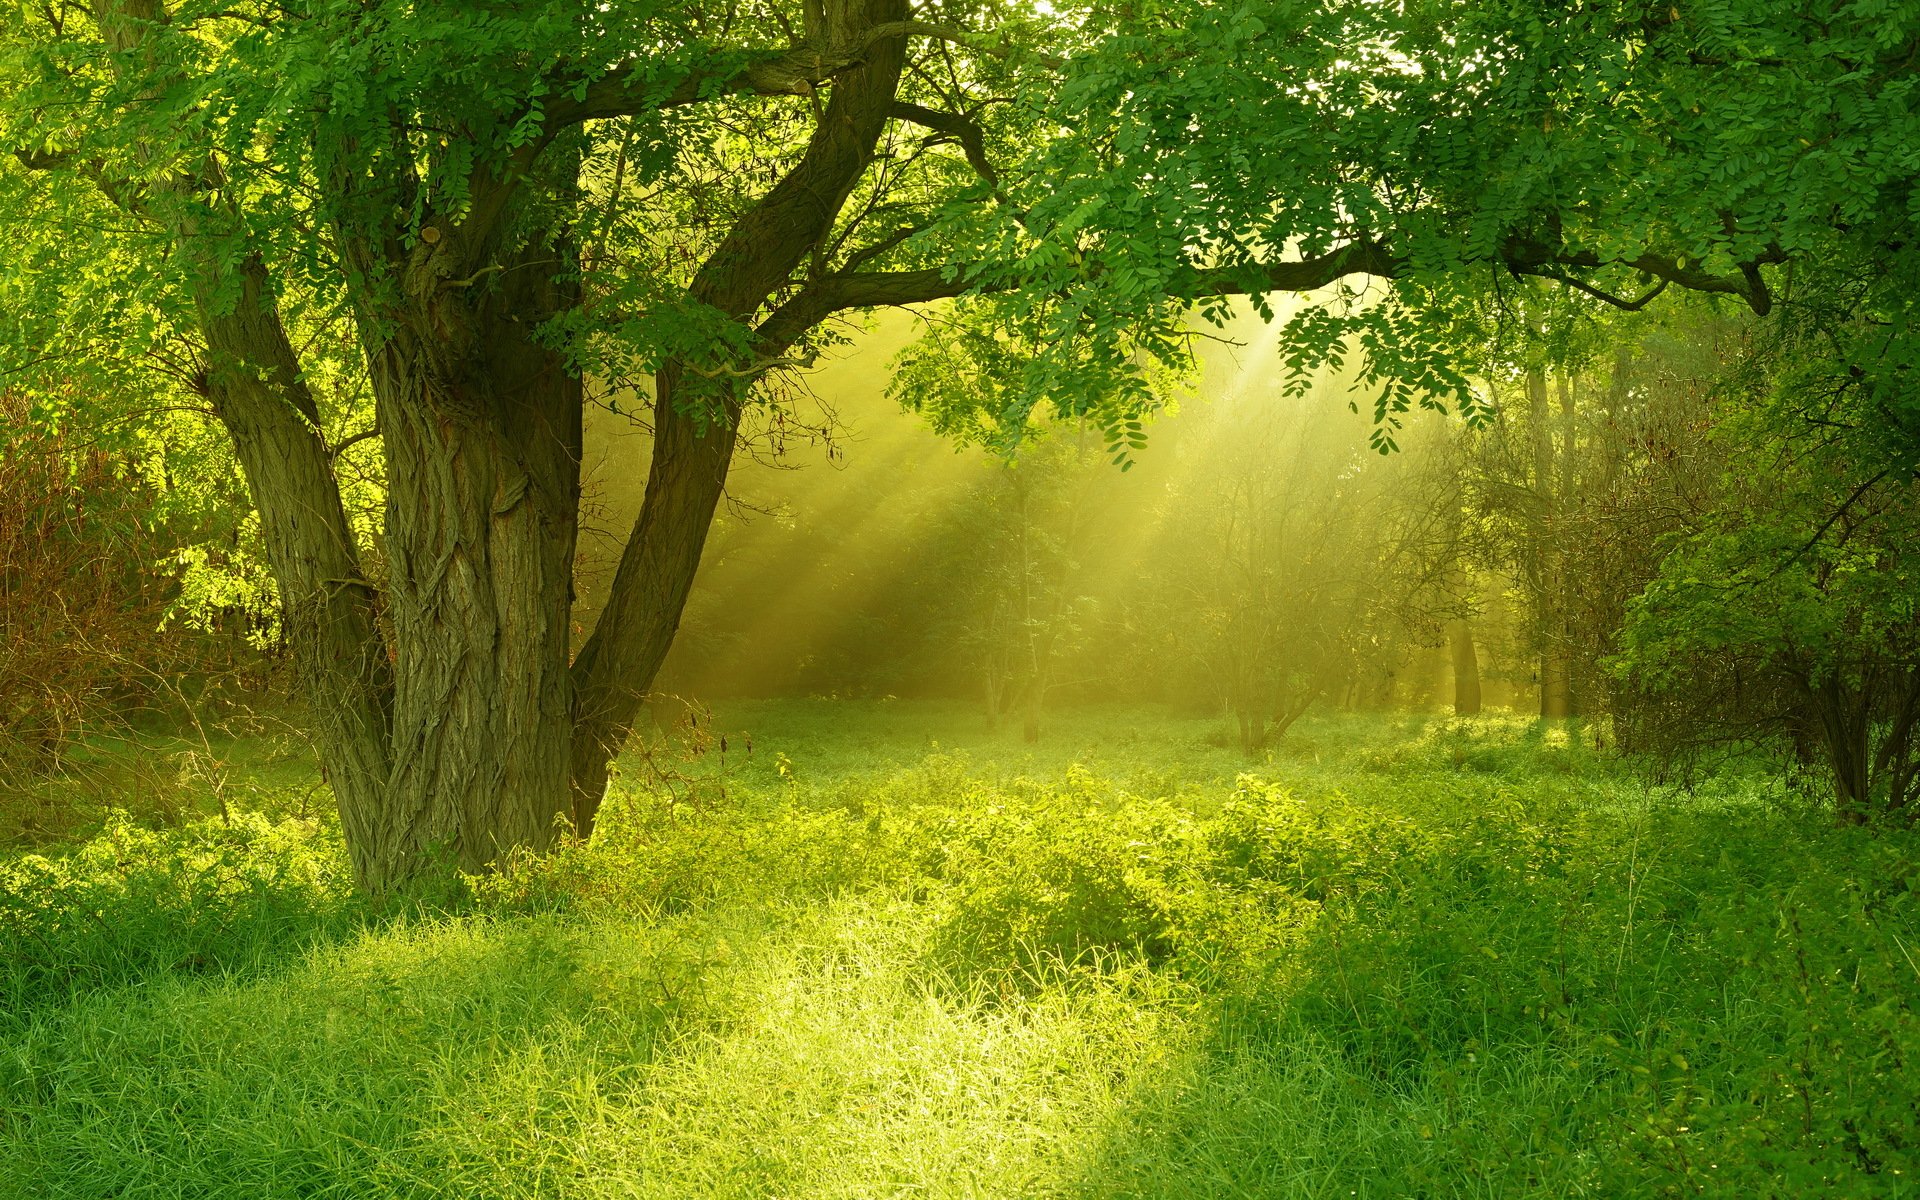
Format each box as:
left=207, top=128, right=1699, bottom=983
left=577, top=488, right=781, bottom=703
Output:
left=1, top=0, right=1917, bottom=1195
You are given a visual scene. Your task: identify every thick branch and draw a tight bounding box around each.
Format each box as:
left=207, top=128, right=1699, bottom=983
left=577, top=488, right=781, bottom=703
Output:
left=800, top=238, right=1403, bottom=310
left=465, top=19, right=1002, bottom=249
left=889, top=101, right=999, bottom=186
left=544, top=21, right=1023, bottom=131
left=1503, top=234, right=1781, bottom=315
left=798, top=233, right=1778, bottom=316
left=567, top=0, right=917, bottom=830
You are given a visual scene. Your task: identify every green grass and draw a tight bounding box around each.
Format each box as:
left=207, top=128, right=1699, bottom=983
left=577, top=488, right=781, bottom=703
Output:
left=3, top=705, right=1918, bottom=1197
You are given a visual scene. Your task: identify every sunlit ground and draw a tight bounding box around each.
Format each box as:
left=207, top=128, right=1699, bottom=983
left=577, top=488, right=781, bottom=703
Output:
left=6, top=704, right=1916, bottom=1198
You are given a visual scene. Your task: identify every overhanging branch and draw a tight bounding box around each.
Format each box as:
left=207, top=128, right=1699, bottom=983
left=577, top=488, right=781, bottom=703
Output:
left=541, top=21, right=979, bottom=134
left=774, top=228, right=1778, bottom=333
left=889, top=101, right=998, bottom=186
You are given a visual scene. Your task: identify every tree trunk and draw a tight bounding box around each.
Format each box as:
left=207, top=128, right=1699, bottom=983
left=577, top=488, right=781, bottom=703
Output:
left=1449, top=618, right=1482, bottom=716
left=192, top=258, right=396, bottom=884
left=355, top=239, right=585, bottom=887
left=1237, top=708, right=1265, bottom=755
left=1529, top=366, right=1574, bottom=720
left=90, top=0, right=397, bottom=880
left=1553, top=370, right=1580, bottom=718
left=568, top=365, right=738, bottom=831
left=103, top=0, right=919, bottom=886
left=568, top=0, right=911, bottom=832
left=1811, top=676, right=1873, bottom=824
left=1540, top=656, right=1573, bottom=720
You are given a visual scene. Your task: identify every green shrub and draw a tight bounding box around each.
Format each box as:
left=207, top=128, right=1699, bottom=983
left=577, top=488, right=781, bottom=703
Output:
left=0, top=810, right=358, bottom=1024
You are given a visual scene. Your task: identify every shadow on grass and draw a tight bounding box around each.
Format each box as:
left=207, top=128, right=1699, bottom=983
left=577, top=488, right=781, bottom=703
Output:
left=0, top=813, right=379, bottom=1027
left=0, top=912, right=698, bottom=1197
left=1052, top=986, right=1606, bottom=1199
left=1052, top=803, right=1920, bottom=1199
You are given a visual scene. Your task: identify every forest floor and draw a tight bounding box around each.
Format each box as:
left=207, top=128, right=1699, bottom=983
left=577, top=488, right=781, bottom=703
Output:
left=3, top=703, right=1919, bottom=1198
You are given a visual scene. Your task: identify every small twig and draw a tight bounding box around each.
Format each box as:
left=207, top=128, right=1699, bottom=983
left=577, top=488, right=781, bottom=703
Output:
left=442, top=263, right=509, bottom=289
left=328, top=427, right=381, bottom=458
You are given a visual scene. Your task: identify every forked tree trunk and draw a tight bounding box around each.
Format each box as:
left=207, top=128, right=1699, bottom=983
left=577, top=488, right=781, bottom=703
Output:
left=128, top=0, right=913, bottom=887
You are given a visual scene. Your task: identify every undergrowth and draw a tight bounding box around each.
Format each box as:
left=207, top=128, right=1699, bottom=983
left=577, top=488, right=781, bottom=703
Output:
left=2, top=707, right=1917, bottom=1198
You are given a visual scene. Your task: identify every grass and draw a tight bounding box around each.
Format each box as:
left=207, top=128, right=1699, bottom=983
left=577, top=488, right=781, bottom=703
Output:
left=3, top=704, right=1918, bottom=1197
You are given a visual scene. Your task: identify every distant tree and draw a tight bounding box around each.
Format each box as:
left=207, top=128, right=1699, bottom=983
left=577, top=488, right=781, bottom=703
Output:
left=1618, top=324, right=1920, bottom=822
left=963, top=436, right=1101, bottom=740
left=1148, top=388, right=1453, bottom=751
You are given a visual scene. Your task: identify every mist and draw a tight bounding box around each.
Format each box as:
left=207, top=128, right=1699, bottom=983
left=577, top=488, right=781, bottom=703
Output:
left=576, top=308, right=1527, bottom=738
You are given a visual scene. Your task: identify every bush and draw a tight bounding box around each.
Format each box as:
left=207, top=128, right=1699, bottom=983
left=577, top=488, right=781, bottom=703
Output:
left=0, top=810, right=359, bottom=1024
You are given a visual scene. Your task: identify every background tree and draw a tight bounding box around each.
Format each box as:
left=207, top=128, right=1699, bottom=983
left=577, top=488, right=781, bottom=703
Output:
left=1617, top=314, right=1920, bottom=821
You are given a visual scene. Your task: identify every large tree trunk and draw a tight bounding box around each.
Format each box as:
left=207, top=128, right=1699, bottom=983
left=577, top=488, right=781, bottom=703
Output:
left=356, top=239, right=585, bottom=887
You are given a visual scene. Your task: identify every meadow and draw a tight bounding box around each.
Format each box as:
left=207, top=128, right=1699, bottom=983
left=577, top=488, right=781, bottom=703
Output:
left=3, top=703, right=1918, bottom=1199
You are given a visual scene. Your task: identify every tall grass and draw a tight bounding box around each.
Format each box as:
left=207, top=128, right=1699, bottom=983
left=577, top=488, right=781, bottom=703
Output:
left=3, top=708, right=1916, bottom=1197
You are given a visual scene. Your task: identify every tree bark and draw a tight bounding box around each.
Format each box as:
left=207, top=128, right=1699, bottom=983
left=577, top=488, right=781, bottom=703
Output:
left=567, top=365, right=737, bottom=832
left=193, top=256, right=395, bottom=879
left=355, top=238, right=584, bottom=885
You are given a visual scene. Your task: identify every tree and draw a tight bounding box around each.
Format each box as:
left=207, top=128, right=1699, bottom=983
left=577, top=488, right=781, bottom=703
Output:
left=4, top=0, right=1905, bottom=888
left=959, top=437, right=1100, bottom=741
left=4, top=0, right=1075, bottom=889
left=1146, top=380, right=1456, bottom=751
left=1615, top=306, right=1920, bottom=822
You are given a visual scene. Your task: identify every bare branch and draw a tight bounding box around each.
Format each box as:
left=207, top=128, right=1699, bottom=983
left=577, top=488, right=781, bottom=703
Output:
left=328, top=426, right=382, bottom=459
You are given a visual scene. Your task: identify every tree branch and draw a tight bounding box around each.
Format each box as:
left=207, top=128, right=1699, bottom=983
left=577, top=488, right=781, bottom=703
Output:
left=328, top=426, right=382, bottom=459
left=542, top=21, right=969, bottom=133
left=1502, top=233, right=1782, bottom=315
left=889, top=100, right=998, bottom=186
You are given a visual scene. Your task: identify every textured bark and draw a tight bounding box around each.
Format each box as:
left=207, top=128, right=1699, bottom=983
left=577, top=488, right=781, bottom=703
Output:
left=192, top=257, right=394, bottom=873
left=364, top=262, right=583, bottom=884
left=86, top=0, right=402, bottom=886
